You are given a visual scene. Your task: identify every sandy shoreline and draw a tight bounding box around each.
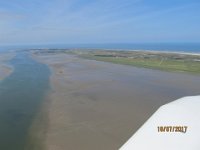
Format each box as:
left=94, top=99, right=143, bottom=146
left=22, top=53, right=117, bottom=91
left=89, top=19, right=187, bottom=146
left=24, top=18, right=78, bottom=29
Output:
left=32, top=52, right=200, bottom=150
left=32, top=48, right=200, bottom=56
left=130, top=49, right=200, bottom=56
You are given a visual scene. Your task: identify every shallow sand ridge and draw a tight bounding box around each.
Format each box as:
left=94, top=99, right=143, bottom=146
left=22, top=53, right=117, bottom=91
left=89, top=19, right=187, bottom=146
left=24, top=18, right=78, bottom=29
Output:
left=0, top=53, right=15, bottom=80
left=33, top=52, right=200, bottom=150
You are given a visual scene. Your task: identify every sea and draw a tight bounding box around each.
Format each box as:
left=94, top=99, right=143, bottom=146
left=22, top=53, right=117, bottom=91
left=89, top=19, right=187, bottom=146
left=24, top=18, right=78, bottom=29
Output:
left=0, top=43, right=200, bottom=53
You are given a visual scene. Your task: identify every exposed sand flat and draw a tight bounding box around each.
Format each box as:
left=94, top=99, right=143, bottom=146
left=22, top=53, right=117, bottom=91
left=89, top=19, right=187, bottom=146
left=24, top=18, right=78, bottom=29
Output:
left=0, top=53, right=15, bottom=80
left=33, top=52, right=200, bottom=150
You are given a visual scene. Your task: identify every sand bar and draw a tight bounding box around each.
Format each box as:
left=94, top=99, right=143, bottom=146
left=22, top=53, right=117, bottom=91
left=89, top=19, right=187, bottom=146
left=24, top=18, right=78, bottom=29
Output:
left=0, top=53, right=15, bottom=80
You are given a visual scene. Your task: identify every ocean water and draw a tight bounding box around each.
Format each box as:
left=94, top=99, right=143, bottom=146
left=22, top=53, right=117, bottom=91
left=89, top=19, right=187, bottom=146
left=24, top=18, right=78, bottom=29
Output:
left=60, top=43, right=200, bottom=53
left=0, top=43, right=200, bottom=53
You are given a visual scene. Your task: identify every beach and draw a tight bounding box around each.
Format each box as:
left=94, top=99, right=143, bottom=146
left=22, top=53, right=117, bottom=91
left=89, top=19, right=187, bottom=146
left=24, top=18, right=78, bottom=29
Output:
left=32, top=51, right=200, bottom=150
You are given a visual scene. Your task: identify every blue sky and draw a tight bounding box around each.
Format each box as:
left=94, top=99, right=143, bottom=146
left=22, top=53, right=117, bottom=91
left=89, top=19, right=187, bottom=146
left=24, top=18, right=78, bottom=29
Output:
left=0, top=0, right=200, bottom=45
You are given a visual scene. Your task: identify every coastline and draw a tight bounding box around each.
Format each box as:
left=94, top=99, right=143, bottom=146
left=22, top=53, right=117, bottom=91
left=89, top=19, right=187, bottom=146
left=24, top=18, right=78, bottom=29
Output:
left=60, top=48, right=200, bottom=56
left=30, top=48, right=200, bottom=55
left=73, top=48, right=200, bottom=56
left=127, top=49, right=200, bottom=56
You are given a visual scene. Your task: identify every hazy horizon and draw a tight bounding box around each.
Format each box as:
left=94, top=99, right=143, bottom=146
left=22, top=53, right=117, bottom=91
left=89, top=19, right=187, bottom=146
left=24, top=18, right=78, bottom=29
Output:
left=1, top=42, right=200, bottom=53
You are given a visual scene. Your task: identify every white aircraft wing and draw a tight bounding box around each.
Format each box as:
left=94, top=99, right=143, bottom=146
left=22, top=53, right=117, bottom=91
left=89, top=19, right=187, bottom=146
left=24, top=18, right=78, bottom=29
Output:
left=120, top=96, right=200, bottom=150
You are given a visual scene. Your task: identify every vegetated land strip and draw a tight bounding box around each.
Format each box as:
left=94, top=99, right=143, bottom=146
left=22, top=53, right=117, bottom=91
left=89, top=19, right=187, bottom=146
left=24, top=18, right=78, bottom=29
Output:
left=67, top=50, right=200, bottom=74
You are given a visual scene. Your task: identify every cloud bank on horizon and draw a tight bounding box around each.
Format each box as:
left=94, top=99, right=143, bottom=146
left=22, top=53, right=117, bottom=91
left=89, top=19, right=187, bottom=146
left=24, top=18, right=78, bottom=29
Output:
left=0, top=0, right=199, bottom=45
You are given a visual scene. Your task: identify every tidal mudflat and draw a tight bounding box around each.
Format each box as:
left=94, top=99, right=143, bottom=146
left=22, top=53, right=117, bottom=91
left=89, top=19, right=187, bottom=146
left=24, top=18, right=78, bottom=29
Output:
left=33, top=51, right=200, bottom=150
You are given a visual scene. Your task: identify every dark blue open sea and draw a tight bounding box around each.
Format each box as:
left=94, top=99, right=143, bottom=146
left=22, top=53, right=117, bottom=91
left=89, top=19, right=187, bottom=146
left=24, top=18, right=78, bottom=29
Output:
left=0, top=43, right=200, bottom=53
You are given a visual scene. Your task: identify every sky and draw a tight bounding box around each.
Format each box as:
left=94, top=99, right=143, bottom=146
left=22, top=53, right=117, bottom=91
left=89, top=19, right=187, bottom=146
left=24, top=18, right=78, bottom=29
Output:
left=0, top=0, right=200, bottom=45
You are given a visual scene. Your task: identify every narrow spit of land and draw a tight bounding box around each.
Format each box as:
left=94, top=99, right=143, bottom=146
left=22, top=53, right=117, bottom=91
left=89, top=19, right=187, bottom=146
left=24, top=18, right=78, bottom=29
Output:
left=32, top=49, right=200, bottom=150
left=0, top=52, right=15, bottom=80
left=66, top=49, right=200, bottom=74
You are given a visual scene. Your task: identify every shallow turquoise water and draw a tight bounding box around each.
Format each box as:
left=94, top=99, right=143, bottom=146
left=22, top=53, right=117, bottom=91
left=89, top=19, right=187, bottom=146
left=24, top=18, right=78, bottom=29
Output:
left=0, top=52, right=50, bottom=150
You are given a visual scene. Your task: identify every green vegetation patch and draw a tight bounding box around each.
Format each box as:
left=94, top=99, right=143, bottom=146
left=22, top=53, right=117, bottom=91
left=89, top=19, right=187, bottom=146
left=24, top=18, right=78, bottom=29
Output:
left=67, top=50, right=200, bottom=74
